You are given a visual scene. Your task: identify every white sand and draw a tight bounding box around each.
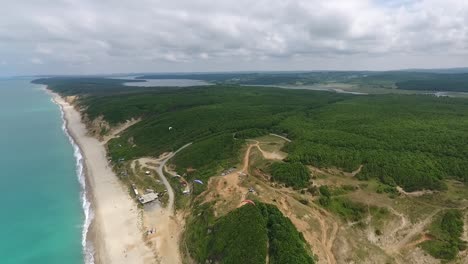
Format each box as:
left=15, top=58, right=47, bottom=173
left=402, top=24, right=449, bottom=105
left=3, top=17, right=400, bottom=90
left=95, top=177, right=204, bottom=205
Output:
left=51, top=92, right=154, bottom=264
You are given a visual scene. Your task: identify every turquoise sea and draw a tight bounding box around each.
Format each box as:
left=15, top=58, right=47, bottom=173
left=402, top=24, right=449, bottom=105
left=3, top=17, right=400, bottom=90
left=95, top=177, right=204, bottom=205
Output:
left=0, top=78, right=86, bottom=264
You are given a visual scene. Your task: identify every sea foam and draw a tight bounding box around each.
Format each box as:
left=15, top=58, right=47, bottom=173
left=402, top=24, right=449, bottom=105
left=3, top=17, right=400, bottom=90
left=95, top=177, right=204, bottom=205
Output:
left=54, top=96, right=95, bottom=264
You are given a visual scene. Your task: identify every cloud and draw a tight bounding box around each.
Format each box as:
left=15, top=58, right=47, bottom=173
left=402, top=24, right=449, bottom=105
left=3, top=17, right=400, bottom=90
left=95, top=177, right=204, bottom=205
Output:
left=31, top=58, right=44, bottom=65
left=1, top=0, right=468, bottom=75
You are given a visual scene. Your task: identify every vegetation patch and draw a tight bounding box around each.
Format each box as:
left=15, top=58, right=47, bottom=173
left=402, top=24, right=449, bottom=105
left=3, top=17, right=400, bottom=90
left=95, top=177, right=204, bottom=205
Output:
left=172, top=134, right=242, bottom=187
left=184, top=202, right=315, bottom=264
left=318, top=185, right=367, bottom=222
left=420, top=210, right=467, bottom=260
left=269, top=162, right=311, bottom=188
left=234, top=128, right=269, bottom=139
left=396, top=74, right=468, bottom=92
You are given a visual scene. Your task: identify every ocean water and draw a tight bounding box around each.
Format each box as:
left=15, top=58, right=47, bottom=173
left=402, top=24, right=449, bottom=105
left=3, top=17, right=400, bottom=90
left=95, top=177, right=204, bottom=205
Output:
left=0, top=78, right=85, bottom=264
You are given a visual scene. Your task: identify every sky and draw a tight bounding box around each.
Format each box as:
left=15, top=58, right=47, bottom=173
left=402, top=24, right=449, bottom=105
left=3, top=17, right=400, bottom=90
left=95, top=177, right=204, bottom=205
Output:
left=1, top=0, right=468, bottom=75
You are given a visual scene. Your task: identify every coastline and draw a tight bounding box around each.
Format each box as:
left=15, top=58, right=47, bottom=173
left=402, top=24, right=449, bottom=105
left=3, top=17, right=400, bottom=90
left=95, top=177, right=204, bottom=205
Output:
left=47, top=89, right=154, bottom=264
left=55, top=94, right=95, bottom=264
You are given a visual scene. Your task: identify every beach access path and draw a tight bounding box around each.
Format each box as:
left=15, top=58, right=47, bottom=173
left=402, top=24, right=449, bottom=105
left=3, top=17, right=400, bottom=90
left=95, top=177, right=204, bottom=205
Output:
left=136, top=143, right=191, bottom=264
left=156, top=143, right=192, bottom=212
left=51, top=92, right=154, bottom=264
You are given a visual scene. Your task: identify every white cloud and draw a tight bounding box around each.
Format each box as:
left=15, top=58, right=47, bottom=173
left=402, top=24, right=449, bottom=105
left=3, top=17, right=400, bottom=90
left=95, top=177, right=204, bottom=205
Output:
left=31, top=58, right=43, bottom=64
left=1, top=0, right=468, bottom=75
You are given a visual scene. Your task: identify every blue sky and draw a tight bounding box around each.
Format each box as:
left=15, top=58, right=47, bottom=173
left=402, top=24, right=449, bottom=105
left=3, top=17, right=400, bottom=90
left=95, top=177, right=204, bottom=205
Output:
left=1, top=0, right=467, bottom=75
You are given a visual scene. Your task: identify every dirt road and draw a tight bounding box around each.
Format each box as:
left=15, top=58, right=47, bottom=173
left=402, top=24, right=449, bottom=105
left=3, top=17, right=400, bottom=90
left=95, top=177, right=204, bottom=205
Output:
left=102, top=118, right=140, bottom=144
left=155, top=143, right=192, bottom=212
left=251, top=140, right=337, bottom=264
left=269, top=133, right=291, bottom=142
left=137, top=143, right=192, bottom=264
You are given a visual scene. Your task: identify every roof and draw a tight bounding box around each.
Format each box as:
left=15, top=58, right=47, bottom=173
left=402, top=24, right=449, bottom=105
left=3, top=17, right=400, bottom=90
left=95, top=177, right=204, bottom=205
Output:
left=138, top=192, right=158, bottom=204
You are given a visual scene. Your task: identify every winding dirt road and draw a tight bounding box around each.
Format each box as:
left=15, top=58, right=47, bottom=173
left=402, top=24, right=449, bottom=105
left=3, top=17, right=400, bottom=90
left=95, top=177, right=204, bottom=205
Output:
left=155, top=143, right=192, bottom=212
left=136, top=143, right=192, bottom=264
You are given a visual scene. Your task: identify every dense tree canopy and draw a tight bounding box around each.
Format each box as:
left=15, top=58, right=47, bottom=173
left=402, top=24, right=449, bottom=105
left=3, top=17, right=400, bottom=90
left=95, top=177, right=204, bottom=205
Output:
left=38, top=77, right=468, bottom=191
left=269, top=162, right=311, bottom=188
left=184, top=202, right=315, bottom=264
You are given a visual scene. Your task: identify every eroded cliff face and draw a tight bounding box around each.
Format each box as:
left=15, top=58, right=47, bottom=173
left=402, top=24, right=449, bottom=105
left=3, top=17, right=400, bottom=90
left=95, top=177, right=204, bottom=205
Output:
left=83, top=115, right=111, bottom=140
left=64, top=95, right=111, bottom=140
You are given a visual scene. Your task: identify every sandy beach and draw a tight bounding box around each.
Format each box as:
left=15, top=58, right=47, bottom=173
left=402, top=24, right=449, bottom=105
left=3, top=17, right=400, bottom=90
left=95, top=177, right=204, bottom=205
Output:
left=50, top=91, right=154, bottom=264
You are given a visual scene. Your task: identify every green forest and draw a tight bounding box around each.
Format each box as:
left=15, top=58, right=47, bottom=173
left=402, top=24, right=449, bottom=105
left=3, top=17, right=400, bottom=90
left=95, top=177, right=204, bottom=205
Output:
left=139, top=71, right=468, bottom=92
left=36, top=77, right=468, bottom=192
left=397, top=79, right=468, bottom=92
left=184, top=202, right=315, bottom=264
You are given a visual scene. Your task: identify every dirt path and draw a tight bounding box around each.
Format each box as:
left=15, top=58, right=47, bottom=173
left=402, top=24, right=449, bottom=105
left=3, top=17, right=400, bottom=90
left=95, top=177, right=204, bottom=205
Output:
left=269, top=133, right=291, bottom=142
left=256, top=143, right=286, bottom=160
left=250, top=140, right=338, bottom=264
left=247, top=142, right=337, bottom=264
left=404, top=233, right=433, bottom=249
left=463, top=211, right=468, bottom=243
left=386, top=207, right=410, bottom=245
left=202, top=141, right=338, bottom=264
left=156, top=143, right=192, bottom=211
left=140, top=143, right=192, bottom=214
left=273, top=189, right=337, bottom=264
left=135, top=143, right=192, bottom=264
left=241, top=144, right=255, bottom=173
left=102, top=118, right=140, bottom=144
left=289, top=194, right=337, bottom=264
left=461, top=211, right=468, bottom=262
left=386, top=209, right=440, bottom=254
left=347, top=164, right=363, bottom=177
left=246, top=139, right=285, bottom=160
left=210, top=144, right=254, bottom=205
left=396, top=186, right=435, bottom=197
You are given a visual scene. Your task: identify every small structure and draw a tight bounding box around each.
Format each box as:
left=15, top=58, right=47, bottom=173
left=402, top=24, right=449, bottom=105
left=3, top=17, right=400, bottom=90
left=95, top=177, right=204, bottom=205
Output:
left=221, top=167, right=236, bottom=176
left=132, top=184, right=139, bottom=196
left=145, top=170, right=151, bottom=175
left=146, top=228, right=156, bottom=236
left=138, top=192, right=158, bottom=204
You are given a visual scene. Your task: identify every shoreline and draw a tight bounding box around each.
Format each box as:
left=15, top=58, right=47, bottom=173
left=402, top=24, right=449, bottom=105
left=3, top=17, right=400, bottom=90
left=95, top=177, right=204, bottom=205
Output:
left=47, top=89, right=153, bottom=264
left=54, top=93, right=95, bottom=264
